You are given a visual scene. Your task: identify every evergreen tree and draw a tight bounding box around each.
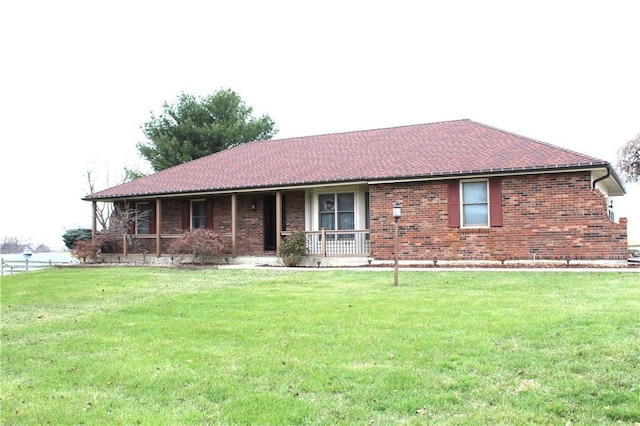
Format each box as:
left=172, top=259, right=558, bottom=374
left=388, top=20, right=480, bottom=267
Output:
left=138, top=89, right=277, bottom=171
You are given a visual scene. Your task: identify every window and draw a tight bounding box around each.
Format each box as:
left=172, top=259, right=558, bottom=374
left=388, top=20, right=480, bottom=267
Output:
left=448, top=178, right=502, bottom=228
left=461, top=180, right=488, bottom=227
left=192, top=200, right=206, bottom=229
left=136, top=202, right=152, bottom=234
left=319, top=193, right=354, bottom=231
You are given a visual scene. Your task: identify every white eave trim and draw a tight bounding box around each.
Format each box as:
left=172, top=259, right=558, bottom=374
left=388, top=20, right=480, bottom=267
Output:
left=86, top=165, right=624, bottom=201
left=368, top=166, right=611, bottom=185
left=86, top=180, right=370, bottom=202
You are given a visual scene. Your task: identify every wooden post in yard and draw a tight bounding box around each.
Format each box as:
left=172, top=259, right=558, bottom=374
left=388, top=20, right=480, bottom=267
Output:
left=394, top=218, right=399, bottom=286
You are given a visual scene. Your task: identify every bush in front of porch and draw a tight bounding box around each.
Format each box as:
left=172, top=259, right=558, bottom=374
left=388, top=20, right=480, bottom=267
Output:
left=168, top=228, right=229, bottom=263
left=279, top=231, right=308, bottom=266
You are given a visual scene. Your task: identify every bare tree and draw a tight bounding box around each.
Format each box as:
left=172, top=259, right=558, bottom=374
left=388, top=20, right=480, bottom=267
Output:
left=85, top=166, right=137, bottom=231
left=98, top=202, right=149, bottom=252
left=616, top=133, right=640, bottom=183
left=85, top=170, right=114, bottom=231
left=1, top=236, right=23, bottom=254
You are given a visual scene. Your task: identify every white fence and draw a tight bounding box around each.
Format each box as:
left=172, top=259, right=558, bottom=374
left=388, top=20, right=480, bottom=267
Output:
left=1, top=253, right=75, bottom=275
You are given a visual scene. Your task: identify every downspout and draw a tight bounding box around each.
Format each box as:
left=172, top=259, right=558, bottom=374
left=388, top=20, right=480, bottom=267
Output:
left=592, top=166, right=610, bottom=189
left=592, top=166, right=613, bottom=222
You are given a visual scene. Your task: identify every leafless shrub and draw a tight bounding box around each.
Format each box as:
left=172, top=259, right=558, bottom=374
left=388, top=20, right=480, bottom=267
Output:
left=98, top=202, right=148, bottom=252
left=72, top=240, right=100, bottom=263
left=168, top=229, right=229, bottom=263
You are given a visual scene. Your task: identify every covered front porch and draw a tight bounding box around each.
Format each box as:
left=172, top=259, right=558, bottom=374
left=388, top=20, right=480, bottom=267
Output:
left=90, top=185, right=373, bottom=264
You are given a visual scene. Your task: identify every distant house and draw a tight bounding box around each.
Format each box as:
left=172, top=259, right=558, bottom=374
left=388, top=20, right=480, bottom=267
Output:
left=84, top=119, right=627, bottom=265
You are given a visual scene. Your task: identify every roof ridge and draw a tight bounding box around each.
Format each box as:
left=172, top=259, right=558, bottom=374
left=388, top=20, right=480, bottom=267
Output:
left=264, top=119, right=472, bottom=143
left=191, top=119, right=473, bottom=159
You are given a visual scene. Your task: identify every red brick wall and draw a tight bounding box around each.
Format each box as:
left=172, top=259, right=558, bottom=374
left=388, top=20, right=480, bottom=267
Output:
left=284, top=191, right=306, bottom=233
left=233, top=191, right=305, bottom=255
left=370, top=172, right=628, bottom=261
left=236, top=194, right=263, bottom=255
left=211, top=196, right=232, bottom=236
left=118, top=173, right=625, bottom=261
left=161, top=200, right=184, bottom=234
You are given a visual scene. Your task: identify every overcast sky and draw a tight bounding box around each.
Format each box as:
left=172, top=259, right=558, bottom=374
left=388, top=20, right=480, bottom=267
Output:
left=1, top=0, right=638, bottom=249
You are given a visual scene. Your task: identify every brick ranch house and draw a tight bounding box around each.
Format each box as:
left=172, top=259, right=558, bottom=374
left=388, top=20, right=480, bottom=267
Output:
left=84, top=119, right=628, bottom=266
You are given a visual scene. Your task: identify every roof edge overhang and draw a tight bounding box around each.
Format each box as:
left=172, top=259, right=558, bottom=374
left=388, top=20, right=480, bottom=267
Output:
left=82, top=180, right=372, bottom=202
left=83, top=163, right=625, bottom=202
left=370, top=163, right=625, bottom=192
left=590, top=165, right=626, bottom=196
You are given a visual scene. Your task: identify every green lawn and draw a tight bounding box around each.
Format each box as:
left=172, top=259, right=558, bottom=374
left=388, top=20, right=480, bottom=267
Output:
left=1, top=267, right=638, bottom=425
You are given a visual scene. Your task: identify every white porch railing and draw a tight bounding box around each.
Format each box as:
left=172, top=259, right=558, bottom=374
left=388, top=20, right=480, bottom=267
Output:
left=304, top=229, right=370, bottom=257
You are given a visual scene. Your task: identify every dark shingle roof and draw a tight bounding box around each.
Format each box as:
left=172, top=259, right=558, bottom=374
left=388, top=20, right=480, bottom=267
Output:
left=85, top=119, right=614, bottom=200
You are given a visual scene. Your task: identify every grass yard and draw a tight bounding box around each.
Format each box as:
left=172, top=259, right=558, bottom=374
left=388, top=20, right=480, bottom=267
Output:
left=1, top=267, right=638, bottom=425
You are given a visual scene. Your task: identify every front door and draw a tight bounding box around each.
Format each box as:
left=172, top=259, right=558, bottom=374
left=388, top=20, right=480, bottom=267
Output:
left=263, top=195, right=276, bottom=251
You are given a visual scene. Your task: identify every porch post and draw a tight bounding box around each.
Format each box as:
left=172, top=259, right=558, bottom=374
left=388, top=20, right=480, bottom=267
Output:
left=155, top=198, right=162, bottom=256
left=321, top=227, right=327, bottom=257
left=231, top=193, right=238, bottom=257
left=91, top=201, right=97, bottom=241
left=275, top=191, right=282, bottom=256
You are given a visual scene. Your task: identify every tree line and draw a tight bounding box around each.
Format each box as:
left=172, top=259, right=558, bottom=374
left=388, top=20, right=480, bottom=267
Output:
left=1, top=237, right=50, bottom=254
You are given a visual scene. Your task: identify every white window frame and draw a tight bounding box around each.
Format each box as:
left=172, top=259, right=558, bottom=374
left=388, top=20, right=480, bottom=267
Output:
left=461, top=179, right=489, bottom=228
left=191, top=199, right=207, bottom=230
left=306, top=185, right=369, bottom=232
left=317, top=192, right=355, bottom=231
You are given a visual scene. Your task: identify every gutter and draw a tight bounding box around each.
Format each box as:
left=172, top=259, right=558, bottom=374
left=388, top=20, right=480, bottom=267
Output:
left=84, top=163, right=627, bottom=202
left=592, top=166, right=610, bottom=189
